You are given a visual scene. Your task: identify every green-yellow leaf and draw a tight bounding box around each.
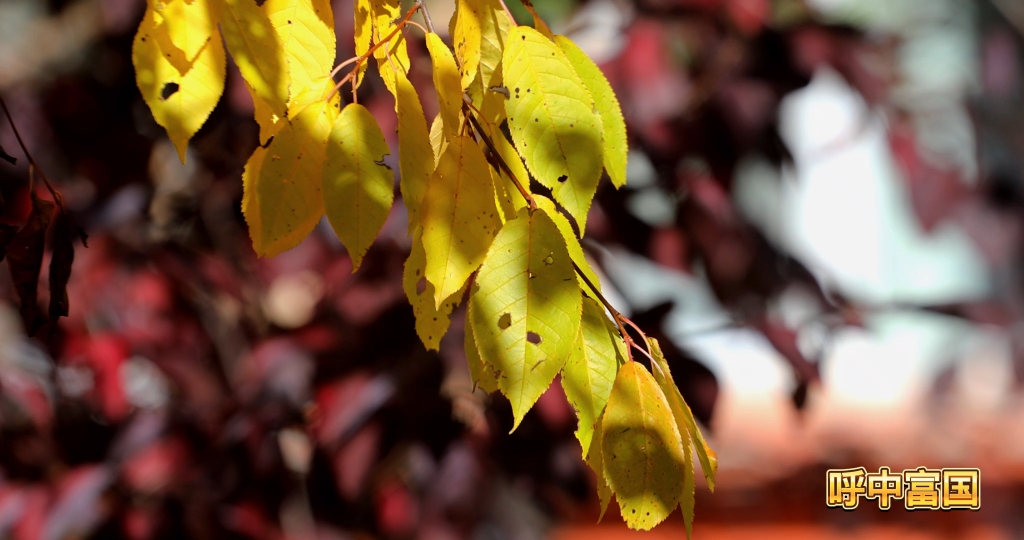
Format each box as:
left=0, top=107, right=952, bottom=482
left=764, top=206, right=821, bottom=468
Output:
left=562, top=297, right=623, bottom=455
left=371, top=0, right=410, bottom=96
left=469, top=207, right=582, bottom=430
left=520, top=0, right=554, bottom=39
left=649, top=337, right=718, bottom=492
left=602, top=361, right=685, bottom=531
left=481, top=121, right=529, bottom=215
left=680, top=419, right=696, bottom=539
left=353, top=0, right=372, bottom=88
left=133, top=6, right=226, bottom=163
left=152, top=0, right=217, bottom=75
left=534, top=195, right=601, bottom=294
left=586, top=413, right=613, bottom=521
left=425, top=32, right=463, bottom=140
left=452, top=0, right=482, bottom=90
left=241, top=144, right=268, bottom=252
left=429, top=113, right=446, bottom=166
left=421, top=135, right=501, bottom=307
left=477, top=0, right=510, bottom=99
left=252, top=99, right=334, bottom=257
left=395, top=71, right=433, bottom=234
left=265, top=0, right=336, bottom=99
left=555, top=35, right=627, bottom=189
left=220, top=0, right=290, bottom=117
left=323, top=103, right=394, bottom=271
left=466, top=302, right=499, bottom=393
left=404, top=226, right=465, bottom=351
left=503, top=26, right=603, bottom=231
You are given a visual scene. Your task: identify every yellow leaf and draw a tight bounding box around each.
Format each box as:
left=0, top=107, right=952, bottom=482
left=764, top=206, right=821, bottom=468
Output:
left=404, top=226, right=465, bottom=351
left=395, top=70, right=433, bottom=234
left=371, top=0, right=410, bottom=96
left=680, top=419, right=696, bottom=539
left=469, top=207, right=582, bottom=430
left=452, top=0, right=482, bottom=90
left=520, top=0, right=553, bottom=39
left=133, top=6, right=225, bottom=163
left=648, top=337, right=718, bottom=492
left=479, top=121, right=529, bottom=215
left=503, top=26, right=603, bottom=231
left=534, top=195, right=601, bottom=294
left=252, top=100, right=334, bottom=257
left=555, top=36, right=628, bottom=189
left=246, top=82, right=281, bottom=146
left=429, top=113, right=447, bottom=166
left=353, top=0, right=372, bottom=88
left=586, top=413, right=613, bottom=521
left=477, top=0, right=511, bottom=99
left=220, top=0, right=290, bottom=117
left=241, top=144, right=268, bottom=251
left=466, top=304, right=499, bottom=393
left=265, top=0, right=336, bottom=99
left=602, top=361, right=685, bottom=531
left=152, top=0, right=217, bottom=76
left=287, top=75, right=338, bottom=117
left=425, top=32, right=463, bottom=140
left=323, top=103, right=395, bottom=271
left=562, top=297, right=623, bottom=455
left=478, top=62, right=506, bottom=126
left=421, top=135, right=501, bottom=307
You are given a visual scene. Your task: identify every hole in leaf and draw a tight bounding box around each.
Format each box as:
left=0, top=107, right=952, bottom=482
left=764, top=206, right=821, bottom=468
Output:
left=498, top=313, right=511, bottom=330
left=416, top=277, right=427, bottom=295
left=527, top=332, right=541, bottom=345
left=557, top=175, right=567, bottom=183
left=160, top=82, right=180, bottom=100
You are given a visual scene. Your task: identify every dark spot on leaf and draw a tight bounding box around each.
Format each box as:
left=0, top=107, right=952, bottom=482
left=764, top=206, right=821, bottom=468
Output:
left=527, top=332, right=541, bottom=345
left=498, top=313, right=511, bottom=329
left=416, top=277, right=427, bottom=295
left=160, top=82, right=180, bottom=100
left=557, top=175, right=567, bottom=183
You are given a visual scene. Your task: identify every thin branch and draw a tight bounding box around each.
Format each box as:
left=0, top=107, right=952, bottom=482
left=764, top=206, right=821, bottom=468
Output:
left=462, top=100, right=535, bottom=209
left=415, top=0, right=435, bottom=34
left=0, top=94, right=62, bottom=208
left=497, top=0, right=516, bottom=25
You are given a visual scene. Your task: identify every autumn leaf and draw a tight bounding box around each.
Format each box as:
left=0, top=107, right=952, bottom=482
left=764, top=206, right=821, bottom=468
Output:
left=425, top=32, right=463, bottom=140
left=452, top=0, right=482, bottom=89
left=562, top=297, right=623, bottom=455
left=6, top=192, right=55, bottom=335
left=469, top=207, right=581, bottom=430
left=323, top=102, right=395, bottom=271
left=48, top=210, right=81, bottom=322
left=265, top=0, right=336, bottom=98
left=219, top=0, right=290, bottom=118
left=394, top=70, right=433, bottom=234
left=403, top=226, right=465, bottom=351
left=465, top=302, right=499, bottom=393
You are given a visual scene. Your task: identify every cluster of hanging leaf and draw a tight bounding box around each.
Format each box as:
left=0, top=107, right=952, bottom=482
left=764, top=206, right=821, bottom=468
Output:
left=132, top=0, right=716, bottom=531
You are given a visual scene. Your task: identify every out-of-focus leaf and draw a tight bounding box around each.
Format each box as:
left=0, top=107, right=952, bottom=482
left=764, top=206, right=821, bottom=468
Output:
left=48, top=210, right=81, bottom=321
left=602, top=361, right=685, bottom=530
left=0, top=143, right=16, bottom=165
left=6, top=192, right=55, bottom=334
left=0, top=223, right=18, bottom=261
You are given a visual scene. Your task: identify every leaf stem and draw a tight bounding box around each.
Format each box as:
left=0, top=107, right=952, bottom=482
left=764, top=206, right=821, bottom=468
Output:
left=462, top=99, right=536, bottom=210
left=328, top=2, right=423, bottom=101
left=497, top=0, right=516, bottom=25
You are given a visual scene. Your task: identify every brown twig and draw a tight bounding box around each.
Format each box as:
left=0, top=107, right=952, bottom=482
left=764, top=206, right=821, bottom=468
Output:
left=328, top=3, right=423, bottom=101
left=415, top=0, right=435, bottom=33
left=462, top=100, right=536, bottom=210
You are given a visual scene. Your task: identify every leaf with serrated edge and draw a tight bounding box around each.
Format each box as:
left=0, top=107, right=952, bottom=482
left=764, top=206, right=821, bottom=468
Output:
left=469, top=207, right=582, bottom=430
left=602, top=361, right=685, bottom=530
left=152, top=0, right=216, bottom=75
left=404, top=226, right=464, bottom=350
left=253, top=100, right=333, bottom=257
left=452, top=0, right=482, bottom=89
left=265, top=0, right=335, bottom=99
left=220, top=0, right=289, bottom=117
left=680, top=418, right=696, bottom=539
left=425, top=33, right=463, bottom=140
left=534, top=195, right=601, bottom=294
left=466, top=302, right=499, bottom=393
left=371, top=0, right=410, bottom=96
left=503, top=26, right=602, bottom=231
left=353, top=0, right=372, bottom=88
left=555, top=35, right=627, bottom=189
left=395, top=70, right=433, bottom=234
left=648, top=337, right=718, bottom=492
left=323, top=103, right=394, bottom=270
left=586, top=413, right=613, bottom=521
left=133, top=7, right=225, bottom=163
left=421, top=135, right=501, bottom=307
left=562, top=297, right=623, bottom=455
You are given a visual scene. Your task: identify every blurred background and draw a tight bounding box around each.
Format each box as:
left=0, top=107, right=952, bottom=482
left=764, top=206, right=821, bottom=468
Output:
left=1, top=0, right=1023, bottom=538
